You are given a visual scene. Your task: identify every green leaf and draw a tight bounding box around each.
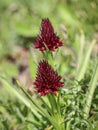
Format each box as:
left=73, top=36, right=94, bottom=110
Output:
left=29, top=49, right=37, bottom=79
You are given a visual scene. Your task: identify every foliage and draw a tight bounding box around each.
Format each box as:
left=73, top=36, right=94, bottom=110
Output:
left=0, top=0, right=98, bottom=130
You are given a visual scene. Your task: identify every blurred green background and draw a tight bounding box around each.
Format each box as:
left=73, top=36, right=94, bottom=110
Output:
left=0, top=0, right=98, bottom=129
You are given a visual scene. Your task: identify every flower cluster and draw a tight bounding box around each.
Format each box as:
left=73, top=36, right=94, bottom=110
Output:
left=34, top=60, right=64, bottom=96
left=33, top=18, right=64, bottom=96
left=34, top=18, right=63, bottom=51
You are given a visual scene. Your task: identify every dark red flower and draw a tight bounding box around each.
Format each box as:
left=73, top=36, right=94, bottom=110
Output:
left=34, top=60, right=64, bottom=96
left=34, top=18, right=63, bottom=51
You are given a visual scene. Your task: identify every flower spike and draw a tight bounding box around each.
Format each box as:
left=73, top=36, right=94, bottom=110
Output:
left=34, top=60, right=64, bottom=96
left=34, top=18, right=63, bottom=51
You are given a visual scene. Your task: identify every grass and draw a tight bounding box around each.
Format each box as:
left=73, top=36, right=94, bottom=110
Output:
left=0, top=0, right=98, bottom=130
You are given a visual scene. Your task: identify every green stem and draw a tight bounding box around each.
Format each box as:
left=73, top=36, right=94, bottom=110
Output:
left=47, top=94, right=57, bottom=115
left=84, top=60, right=98, bottom=119
left=47, top=94, right=65, bottom=130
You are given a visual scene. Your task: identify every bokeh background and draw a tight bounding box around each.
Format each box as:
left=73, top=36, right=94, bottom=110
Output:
left=0, top=0, right=98, bottom=129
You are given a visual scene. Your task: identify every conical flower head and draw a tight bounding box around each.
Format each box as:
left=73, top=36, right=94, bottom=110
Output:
left=34, top=60, right=64, bottom=96
left=34, top=18, right=63, bottom=51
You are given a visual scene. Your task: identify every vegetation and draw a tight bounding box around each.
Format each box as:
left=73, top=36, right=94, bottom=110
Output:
left=0, top=0, right=98, bottom=130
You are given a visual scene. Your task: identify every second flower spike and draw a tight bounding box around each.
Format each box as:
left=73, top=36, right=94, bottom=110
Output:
left=34, top=18, right=63, bottom=51
left=34, top=60, right=64, bottom=96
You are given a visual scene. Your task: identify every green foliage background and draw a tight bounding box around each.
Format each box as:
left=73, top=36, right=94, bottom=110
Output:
left=0, top=0, right=98, bottom=130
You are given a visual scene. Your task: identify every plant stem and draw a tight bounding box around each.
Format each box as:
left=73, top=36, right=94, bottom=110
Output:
left=84, top=60, right=98, bottom=119
left=47, top=94, right=57, bottom=115
left=47, top=94, right=65, bottom=130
